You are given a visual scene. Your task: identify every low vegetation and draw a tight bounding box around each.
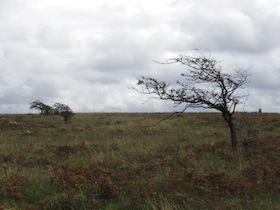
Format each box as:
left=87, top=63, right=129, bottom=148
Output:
left=0, top=112, right=279, bottom=209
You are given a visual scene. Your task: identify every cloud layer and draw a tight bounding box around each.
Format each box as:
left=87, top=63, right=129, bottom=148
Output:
left=0, top=0, right=280, bottom=113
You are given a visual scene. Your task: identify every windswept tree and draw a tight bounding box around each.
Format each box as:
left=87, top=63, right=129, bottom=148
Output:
left=53, top=102, right=75, bottom=123
left=135, top=52, right=250, bottom=150
left=30, top=100, right=75, bottom=123
left=30, top=100, right=54, bottom=115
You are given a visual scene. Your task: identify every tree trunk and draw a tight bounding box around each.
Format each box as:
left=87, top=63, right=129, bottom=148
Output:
left=222, top=112, right=237, bottom=150
left=228, top=118, right=237, bottom=150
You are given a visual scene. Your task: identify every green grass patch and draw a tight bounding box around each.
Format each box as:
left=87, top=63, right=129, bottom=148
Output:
left=0, top=112, right=279, bottom=209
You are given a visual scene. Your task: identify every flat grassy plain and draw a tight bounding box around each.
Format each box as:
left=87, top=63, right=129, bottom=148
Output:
left=0, top=112, right=279, bottom=209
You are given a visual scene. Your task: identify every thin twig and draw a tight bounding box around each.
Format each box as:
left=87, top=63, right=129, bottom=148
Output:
left=147, top=106, right=188, bottom=127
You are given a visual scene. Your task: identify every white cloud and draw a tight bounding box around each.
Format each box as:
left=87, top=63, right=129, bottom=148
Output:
left=0, top=0, right=280, bottom=113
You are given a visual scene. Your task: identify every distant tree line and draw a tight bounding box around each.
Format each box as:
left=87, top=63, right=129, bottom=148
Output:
left=30, top=100, right=75, bottom=123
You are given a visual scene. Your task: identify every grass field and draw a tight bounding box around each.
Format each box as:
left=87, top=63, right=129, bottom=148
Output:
left=0, top=112, right=279, bottom=209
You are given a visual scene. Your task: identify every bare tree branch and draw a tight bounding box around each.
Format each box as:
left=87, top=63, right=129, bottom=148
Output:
left=134, top=52, right=250, bottom=150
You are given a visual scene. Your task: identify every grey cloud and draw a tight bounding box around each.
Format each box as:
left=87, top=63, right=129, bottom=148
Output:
left=35, top=25, right=77, bottom=50
left=247, top=88, right=280, bottom=113
left=170, top=0, right=280, bottom=54
left=0, top=0, right=280, bottom=113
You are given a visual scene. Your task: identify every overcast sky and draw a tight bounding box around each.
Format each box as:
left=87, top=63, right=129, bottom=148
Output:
left=0, top=0, right=280, bottom=113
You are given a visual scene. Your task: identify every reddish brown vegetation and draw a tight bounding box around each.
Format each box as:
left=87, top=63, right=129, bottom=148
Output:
left=1, top=173, right=30, bottom=202
left=46, top=162, right=116, bottom=208
left=0, top=113, right=279, bottom=209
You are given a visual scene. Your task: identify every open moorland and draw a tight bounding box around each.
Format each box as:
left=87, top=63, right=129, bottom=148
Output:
left=0, top=112, right=279, bottom=209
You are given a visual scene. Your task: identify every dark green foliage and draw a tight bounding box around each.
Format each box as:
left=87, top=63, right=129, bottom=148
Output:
left=29, top=100, right=74, bottom=123
left=53, top=102, right=75, bottom=123
left=30, top=100, right=54, bottom=115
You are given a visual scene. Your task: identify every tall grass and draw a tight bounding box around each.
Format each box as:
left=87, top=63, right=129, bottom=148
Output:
left=0, top=112, right=279, bottom=209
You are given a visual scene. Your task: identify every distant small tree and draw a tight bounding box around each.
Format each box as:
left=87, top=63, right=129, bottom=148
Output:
left=30, top=100, right=74, bottom=123
left=53, top=102, right=75, bottom=123
left=135, top=51, right=250, bottom=150
left=30, top=100, right=54, bottom=115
